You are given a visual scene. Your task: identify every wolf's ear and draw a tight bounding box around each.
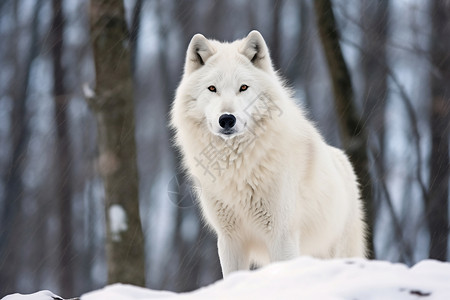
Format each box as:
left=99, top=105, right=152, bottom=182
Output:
left=239, top=30, right=272, bottom=72
left=184, top=34, right=215, bottom=75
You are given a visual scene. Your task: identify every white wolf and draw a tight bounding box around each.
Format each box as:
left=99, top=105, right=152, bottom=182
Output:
left=171, top=30, right=367, bottom=277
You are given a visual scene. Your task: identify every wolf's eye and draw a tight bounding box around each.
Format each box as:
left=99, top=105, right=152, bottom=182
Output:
left=208, top=85, right=217, bottom=93
left=239, top=84, right=249, bottom=92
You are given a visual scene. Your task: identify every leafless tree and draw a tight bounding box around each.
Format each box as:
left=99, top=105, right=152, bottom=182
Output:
left=427, top=0, right=450, bottom=261
left=0, top=0, right=42, bottom=294
left=313, top=0, right=375, bottom=258
left=88, top=0, right=146, bottom=286
left=50, top=0, right=75, bottom=295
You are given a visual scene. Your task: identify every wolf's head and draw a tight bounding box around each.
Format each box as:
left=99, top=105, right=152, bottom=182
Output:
left=173, top=31, right=283, bottom=140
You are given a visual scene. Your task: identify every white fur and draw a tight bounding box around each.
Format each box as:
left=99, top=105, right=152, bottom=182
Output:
left=171, top=31, right=367, bottom=277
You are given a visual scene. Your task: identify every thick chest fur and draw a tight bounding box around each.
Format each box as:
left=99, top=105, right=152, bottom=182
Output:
left=198, top=135, right=282, bottom=238
left=209, top=188, right=275, bottom=237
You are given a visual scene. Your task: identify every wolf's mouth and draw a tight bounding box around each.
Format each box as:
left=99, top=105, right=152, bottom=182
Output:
left=220, top=129, right=236, bottom=135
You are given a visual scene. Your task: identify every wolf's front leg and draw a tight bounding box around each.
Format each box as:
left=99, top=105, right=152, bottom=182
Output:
left=268, top=233, right=300, bottom=263
left=217, top=237, right=249, bottom=277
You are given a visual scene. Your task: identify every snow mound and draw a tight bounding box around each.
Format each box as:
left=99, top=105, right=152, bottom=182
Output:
left=2, top=290, right=63, bottom=300
left=81, top=257, right=450, bottom=300
left=3, top=257, right=450, bottom=300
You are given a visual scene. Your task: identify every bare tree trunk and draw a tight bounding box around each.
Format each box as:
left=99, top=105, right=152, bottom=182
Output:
left=427, top=0, right=449, bottom=261
left=50, top=0, right=75, bottom=295
left=0, top=1, right=41, bottom=293
left=88, top=0, right=145, bottom=286
left=313, top=0, right=375, bottom=258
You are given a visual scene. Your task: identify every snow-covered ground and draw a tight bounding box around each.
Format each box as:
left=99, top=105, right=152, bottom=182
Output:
left=4, top=257, right=450, bottom=300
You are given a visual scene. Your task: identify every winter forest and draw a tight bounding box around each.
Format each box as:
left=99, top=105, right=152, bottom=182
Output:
left=0, top=0, right=449, bottom=298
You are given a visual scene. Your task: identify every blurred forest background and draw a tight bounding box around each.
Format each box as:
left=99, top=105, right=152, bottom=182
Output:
left=0, top=0, right=449, bottom=298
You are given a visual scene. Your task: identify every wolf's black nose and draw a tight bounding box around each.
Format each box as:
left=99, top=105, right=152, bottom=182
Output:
left=219, top=114, right=236, bottom=129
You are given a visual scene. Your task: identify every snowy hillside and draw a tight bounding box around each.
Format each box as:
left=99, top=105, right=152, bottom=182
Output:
left=4, top=257, right=450, bottom=300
